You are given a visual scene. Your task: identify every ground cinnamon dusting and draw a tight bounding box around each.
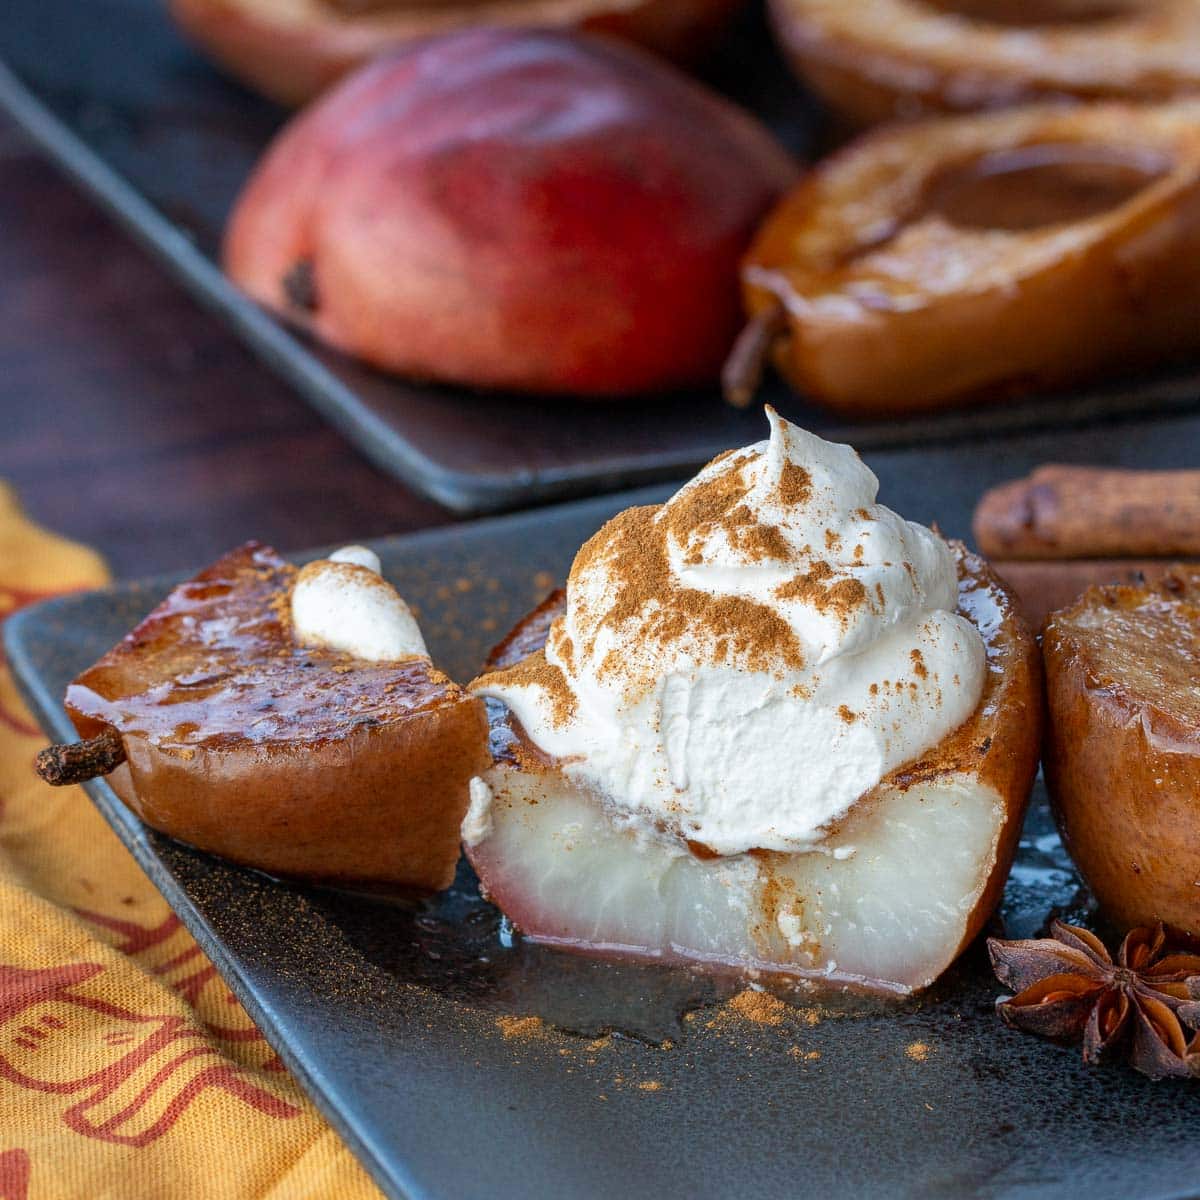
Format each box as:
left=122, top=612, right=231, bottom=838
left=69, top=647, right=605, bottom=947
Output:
left=267, top=585, right=294, bottom=633
left=571, top=505, right=806, bottom=684
left=718, top=506, right=791, bottom=564
left=774, top=564, right=867, bottom=618
left=727, top=989, right=788, bottom=1026
left=666, top=457, right=788, bottom=566
left=486, top=441, right=834, bottom=707
left=496, top=1015, right=544, bottom=1040
left=663, top=462, right=749, bottom=542
left=778, top=461, right=812, bottom=507
left=548, top=624, right=575, bottom=674
left=789, top=1045, right=822, bottom=1061
left=474, top=650, right=576, bottom=726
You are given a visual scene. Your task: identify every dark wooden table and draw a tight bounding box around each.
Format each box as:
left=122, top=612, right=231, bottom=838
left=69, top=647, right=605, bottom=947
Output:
left=0, top=114, right=451, bottom=580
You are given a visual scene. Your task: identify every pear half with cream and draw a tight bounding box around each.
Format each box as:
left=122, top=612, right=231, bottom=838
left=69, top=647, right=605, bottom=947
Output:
left=51, top=542, right=488, bottom=892
left=466, top=412, right=1041, bottom=992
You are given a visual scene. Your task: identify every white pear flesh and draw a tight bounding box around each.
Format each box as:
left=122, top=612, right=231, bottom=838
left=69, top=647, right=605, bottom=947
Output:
left=467, top=548, right=1042, bottom=994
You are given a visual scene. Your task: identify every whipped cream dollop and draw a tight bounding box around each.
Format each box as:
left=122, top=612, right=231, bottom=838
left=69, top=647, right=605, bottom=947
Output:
left=473, top=410, right=987, bottom=856
left=291, top=545, right=427, bottom=662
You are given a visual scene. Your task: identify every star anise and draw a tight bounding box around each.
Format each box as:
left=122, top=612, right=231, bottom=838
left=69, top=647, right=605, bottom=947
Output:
left=988, top=920, right=1200, bottom=1080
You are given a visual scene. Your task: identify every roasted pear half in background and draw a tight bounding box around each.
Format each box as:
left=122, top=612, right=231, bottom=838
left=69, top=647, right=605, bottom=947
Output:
left=729, top=102, right=1200, bottom=417
left=768, top=0, right=1200, bottom=127
left=169, top=0, right=746, bottom=106
left=226, top=28, right=797, bottom=398
left=1044, top=569, right=1200, bottom=934
left=39, top=543, right=489, bottom=893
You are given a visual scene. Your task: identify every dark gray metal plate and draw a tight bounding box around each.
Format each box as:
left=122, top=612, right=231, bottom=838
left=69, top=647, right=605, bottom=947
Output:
left=9, top=418, right=1200, bottom=1198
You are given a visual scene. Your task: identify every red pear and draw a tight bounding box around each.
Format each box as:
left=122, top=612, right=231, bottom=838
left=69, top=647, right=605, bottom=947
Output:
left=224, top=28, right=798, bottom=396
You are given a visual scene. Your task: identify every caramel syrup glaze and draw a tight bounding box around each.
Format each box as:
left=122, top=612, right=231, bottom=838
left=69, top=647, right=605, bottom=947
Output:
left=66, top=542, right=468, bottom=752
left=322, top=0, right=476, bottom=11
left=921, top=143, right=1170, bottom=232
left=922, top=0, right=1143, bottom=27
left=1046, top=566, right=1200, bottom=735
left=828, top=142, right=1172, bottom=275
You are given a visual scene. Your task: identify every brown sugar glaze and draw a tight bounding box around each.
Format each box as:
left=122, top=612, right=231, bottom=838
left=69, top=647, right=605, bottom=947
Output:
left=838, top=142, right=1173, bottom=269
left=67, top=542, right=458, bottom=750
left=921, top=143, right=1170, bottom=232
left=321, top=0, right=479, bottom=13
left=922, top=0, right=1142, bottom=26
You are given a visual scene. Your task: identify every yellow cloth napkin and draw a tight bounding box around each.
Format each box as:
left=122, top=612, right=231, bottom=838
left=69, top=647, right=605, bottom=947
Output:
left=0, top=485, right=381, bottom=1199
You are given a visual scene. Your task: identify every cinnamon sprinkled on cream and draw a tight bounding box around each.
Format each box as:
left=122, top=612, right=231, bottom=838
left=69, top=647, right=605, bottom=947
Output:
left=778, top=461, right=813, bottom=507
left=572, top=504, right=805, bottom=685
left=474, top=650, right=576, bottom=727
left=472, top=409, right=987, bottom=859
left=774, top=562, right=868, bottom=620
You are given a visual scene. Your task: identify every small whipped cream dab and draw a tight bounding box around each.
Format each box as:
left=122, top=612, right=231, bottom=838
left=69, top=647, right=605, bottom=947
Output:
left=291, top=545, right=427, bottom=662
left=472, top=409, right=987, bottom=857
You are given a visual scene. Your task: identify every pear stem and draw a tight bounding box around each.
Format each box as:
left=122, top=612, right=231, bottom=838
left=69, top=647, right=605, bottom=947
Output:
left=35, top=729, right=126, bottom=787
left=722, top=300, right=786, bottom=409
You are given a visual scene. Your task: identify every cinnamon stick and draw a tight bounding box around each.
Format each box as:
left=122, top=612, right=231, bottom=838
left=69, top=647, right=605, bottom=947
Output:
left=974, top=466, right=1200, bottom=560
left=34, top=729, right=126, bottom=787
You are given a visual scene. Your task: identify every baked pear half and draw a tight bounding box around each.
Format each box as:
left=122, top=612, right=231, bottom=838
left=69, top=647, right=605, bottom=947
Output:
left=168, top=0, right=745, bottom=105
left=43, top=542, right=489, bottom=892
left=768, top=0, right=1200, bottom=127
left=732, top=101, right=1200, bottom=416
left=1043, top=569, right=1200, bottom=933
left=466, top=548, right=1042, bottom=994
